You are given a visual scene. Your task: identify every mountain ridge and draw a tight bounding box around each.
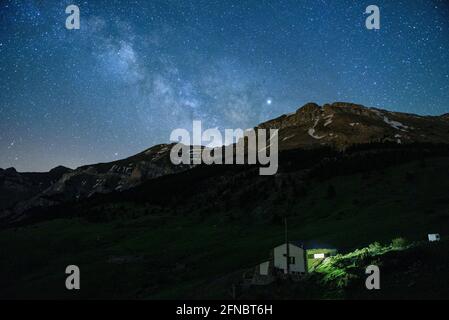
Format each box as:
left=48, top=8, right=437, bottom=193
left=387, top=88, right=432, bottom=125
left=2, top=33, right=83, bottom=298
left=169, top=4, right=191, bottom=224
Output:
left=259, top=102, right=449, bottom=150
left=3, top=102, right=449, bottom=174
left=2, top=101, right=449, bottom=225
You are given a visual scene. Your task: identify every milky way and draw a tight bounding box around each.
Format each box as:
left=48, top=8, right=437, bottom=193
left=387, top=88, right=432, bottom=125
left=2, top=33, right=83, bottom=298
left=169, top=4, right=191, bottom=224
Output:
left=1, top=0, right=449, bottom=171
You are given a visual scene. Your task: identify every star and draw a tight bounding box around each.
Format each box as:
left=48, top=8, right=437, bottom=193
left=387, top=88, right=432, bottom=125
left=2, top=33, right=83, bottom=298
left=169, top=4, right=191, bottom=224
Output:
left=0, top=0, right=449, bottom=171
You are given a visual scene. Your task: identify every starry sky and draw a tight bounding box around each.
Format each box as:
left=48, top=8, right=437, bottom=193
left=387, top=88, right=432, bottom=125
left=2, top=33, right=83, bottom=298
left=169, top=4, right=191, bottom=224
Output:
left=1, top=0, right=449, bottom=172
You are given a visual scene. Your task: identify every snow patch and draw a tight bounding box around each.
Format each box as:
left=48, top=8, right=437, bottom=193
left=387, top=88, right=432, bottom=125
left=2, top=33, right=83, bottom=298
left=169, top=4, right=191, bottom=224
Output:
left=308, top=119, right=326, bottom=140
left=324, top=114, right=334, bottom=127
left=372, top=109, right=409, bottom=131
left=282, top=134, right=295, bottom=141
left=384, top=117, right=409, bottom=131
left=394, top=134, right=405, bottom=144
left=93, top=179, right=105, bottom=189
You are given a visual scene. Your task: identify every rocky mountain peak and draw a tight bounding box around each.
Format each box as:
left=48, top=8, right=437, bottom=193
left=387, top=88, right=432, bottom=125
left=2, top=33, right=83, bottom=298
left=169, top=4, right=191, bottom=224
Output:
left=258, top=102, right=449, bottom=151
left=294, top=102, right=321, bottom=124
left=296, top=102, right=321, bottom=114
left=49, top=166, right=72, bottom=175
left=4, top=167, right=18, bottom=175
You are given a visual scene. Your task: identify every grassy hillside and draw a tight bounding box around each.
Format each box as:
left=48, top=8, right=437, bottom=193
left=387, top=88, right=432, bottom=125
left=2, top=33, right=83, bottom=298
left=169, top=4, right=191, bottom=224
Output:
left=242, top=239, right=449, bottom=299
left=1, top=155, right=449, bottom=299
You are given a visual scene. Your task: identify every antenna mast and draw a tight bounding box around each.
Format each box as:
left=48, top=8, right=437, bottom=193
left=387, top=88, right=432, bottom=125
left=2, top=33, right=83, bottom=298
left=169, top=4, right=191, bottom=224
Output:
left=285, top=217, right=290, bottom=275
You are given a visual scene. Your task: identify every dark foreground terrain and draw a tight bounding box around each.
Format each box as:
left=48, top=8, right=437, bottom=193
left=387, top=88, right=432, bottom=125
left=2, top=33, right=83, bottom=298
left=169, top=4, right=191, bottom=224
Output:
left=1, top=142, right=449, bottom=299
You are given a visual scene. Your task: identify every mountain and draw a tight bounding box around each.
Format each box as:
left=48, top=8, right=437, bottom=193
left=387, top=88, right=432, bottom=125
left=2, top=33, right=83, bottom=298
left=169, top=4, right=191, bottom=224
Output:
left=2, top=139, right=449, bottom=299
left=41, top=143, right=189, bottom=200
left=2, top=102, right=449, bottom=299
left=2, top=102, right=449, bottom=225
left=0, top=143, right=192, bottom=224
left=0, top=166, right=72, bottom=214
left=259, top=102, right=449, bottom=150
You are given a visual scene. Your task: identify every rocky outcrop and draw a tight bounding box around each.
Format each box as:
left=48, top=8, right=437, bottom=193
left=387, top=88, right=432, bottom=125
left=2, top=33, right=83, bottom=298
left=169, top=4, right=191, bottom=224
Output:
left=258, top=102, right=449, bottom=150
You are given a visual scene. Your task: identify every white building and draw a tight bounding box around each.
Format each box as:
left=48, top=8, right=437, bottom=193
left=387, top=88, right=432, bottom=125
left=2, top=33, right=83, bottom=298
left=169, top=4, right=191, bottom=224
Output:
left=258, top=261, right=270, bottom=276
left=428, top=234, right=440, bottom=242
left=273, top=241, right=307, bottom=274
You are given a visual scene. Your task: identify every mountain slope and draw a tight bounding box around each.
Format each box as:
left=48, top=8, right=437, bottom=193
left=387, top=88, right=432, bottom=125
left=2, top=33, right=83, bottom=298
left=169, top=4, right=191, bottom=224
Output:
left=0, top=166, right=72, bottom=213
left=259, top=102, right=449, bottom=150
left=0, top=144, right=192, bottom=224
left=2, top=102, right=449, bottom=225
left=2, top=155, right=449, bottom=299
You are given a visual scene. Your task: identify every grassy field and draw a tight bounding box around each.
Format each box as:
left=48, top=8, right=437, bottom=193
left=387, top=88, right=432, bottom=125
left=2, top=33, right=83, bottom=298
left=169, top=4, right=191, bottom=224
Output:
left=1, top=157, right=449, bottom=299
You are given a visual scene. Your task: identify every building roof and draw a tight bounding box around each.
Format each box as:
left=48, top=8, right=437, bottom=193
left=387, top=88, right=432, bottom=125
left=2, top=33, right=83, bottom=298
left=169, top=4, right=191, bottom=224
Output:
left=274, top=241, right=305, bottom=250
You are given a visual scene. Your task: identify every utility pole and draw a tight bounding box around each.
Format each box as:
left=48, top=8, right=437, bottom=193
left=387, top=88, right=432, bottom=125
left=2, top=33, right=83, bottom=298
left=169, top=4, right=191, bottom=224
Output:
left=284, top=217, right=290, bottom=276
left=229, top=284, right=236, bottom=300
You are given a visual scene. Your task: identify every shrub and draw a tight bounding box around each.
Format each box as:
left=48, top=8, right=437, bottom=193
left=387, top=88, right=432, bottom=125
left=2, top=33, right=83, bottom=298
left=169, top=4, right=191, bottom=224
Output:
left=391, top=237, right=408, bottom=248
left=368, top=241, right=383, bottom=252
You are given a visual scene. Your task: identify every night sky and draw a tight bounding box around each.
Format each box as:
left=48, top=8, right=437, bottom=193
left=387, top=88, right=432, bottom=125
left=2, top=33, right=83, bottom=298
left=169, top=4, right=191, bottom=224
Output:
left=1, top=0, right=449, bottom=172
